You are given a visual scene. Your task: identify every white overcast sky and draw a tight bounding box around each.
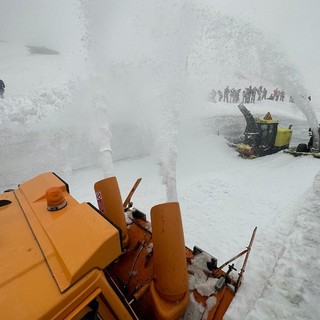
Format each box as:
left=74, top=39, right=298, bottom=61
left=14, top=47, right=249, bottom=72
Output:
left=0, top=0, right=319, bottom=94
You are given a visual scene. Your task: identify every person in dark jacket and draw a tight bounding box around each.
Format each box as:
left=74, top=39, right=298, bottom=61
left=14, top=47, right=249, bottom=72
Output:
left=0, top=79, right=5, bottom=98
left=308, top=128, right=314, bottom=151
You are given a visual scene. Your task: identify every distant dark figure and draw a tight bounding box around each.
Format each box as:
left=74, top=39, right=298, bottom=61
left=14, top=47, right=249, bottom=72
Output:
left=0, top=79, right=5, bottom=98
left=308, top=128, right=314, bottom=151
left=235, top=89, right=241, bottom=103
left=289, top=96, right=295, bottom=103
left=242, top=89, right=246, bottom=103
left=217, top=90, right=223, bottom=102
left=280, top=90, right=285, bottom=102
left=230, top=88, right=236, bottom=103
left=256, top=88, right=261, bottom=101
left=223, top=86, right=230, bottom=103
left=262, top=88, right=267, bottom=100
left=251, top=87, right=257, bottom=103
left=244, top=86, right=252, bottom=103
left=308, top=96, right=311, bottom=101
left=247, top=86, right=253, bottom=103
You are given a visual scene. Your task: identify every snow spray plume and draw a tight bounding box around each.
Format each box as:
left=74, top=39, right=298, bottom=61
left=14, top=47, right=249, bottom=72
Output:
left=191, top=9, right=319, bottom=148
left=81, top=0, right=199, bottom=201
left=77, top=0, right=114, bottom=178
left=79, top=1, right=161, bottom=174
left=255, top=42, right=319, bottom=149
left=90, top=93, right=114, bottom=178
left=152, top=1, right=197, bottom=202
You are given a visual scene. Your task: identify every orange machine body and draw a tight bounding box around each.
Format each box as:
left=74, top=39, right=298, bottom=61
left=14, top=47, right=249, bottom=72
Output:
left=0, top=172, right=255, bottom=320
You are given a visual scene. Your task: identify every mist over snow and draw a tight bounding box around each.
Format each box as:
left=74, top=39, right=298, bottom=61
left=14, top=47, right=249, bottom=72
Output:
left=1, top=1, right=320, bottom=320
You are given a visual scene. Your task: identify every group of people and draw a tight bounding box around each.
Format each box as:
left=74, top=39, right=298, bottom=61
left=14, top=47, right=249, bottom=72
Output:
left=0, top=79, right=5, bottom=98
left=210, top=86, right=286, bottom=104
left=267, top=87, right=286, bottom=102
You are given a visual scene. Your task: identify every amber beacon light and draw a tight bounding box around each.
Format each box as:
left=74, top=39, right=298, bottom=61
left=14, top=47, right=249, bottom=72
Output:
left=46, top=186, right=67, bottom=211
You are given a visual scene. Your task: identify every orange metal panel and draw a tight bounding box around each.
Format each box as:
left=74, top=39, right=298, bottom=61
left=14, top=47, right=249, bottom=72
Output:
left=0, top=173, right=134, bottom=320
left=13, top=173, right=122, bottom=292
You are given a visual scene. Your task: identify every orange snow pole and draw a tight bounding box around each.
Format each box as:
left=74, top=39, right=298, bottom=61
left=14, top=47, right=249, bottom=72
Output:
left=150, top=202, right=189, bottom=320
left=94, top=177, right=129, bottom=248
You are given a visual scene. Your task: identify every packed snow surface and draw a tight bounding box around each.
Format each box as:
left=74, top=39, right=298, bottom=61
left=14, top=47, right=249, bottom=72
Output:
left=1, top=1, right=320, bottom=319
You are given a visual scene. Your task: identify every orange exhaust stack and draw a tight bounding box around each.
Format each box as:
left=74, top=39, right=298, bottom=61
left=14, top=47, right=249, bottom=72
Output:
left=94, top=177, right=129, bottom=248
left=150, top=202, right=189, bottom=320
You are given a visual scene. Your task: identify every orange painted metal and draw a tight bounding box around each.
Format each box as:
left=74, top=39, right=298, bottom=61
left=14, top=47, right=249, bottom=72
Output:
left=150, top=202, right=189, bottom=320
left=0, top=173, right=136, bottom=319
left=151, top=202, right=189, bottom=302
left=94, top=177, right=129, bottom=248
left=123, top=178, right=142, bottom=208
left=0, top=172, right=256, bottom=320
left=236, top=226, right=257, bottom=290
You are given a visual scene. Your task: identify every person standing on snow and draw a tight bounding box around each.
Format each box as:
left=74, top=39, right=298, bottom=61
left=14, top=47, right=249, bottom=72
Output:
left=274, top=88, right=280, bottom=101
left=0, top=79, right=5, bottom=98
left=242, top=89, right=246, bottom=103
left=247, top=86, right=253, bottom=103
left=224, top=86, right=230, bottom=103
left=262, top=88, right=267, bottom=100
left=235, top=89, right=241, bottom=103
left=256, top=87, right=261, bottom=101
left=210, top=89, right=217, bottom=103
left=251, top=87, right=257, bottom=103
left=308, top=128, right=314, bottom=151
left=230, top=88, right=235, bottom=103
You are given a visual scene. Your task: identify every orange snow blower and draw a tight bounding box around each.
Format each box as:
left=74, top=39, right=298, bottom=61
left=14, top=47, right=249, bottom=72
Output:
left=0, top=172, right=256, bottom=319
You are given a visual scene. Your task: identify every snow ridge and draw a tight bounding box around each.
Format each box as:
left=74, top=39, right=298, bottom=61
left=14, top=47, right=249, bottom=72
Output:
left=243, top=173, right=320, bottom=320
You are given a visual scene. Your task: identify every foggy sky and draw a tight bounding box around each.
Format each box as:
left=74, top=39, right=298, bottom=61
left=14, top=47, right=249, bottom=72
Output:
left=0, top=1, right=82, bottom=51
left=1, top=0, right=319, bottom=95
left=214, top=0, right=320, bottom=95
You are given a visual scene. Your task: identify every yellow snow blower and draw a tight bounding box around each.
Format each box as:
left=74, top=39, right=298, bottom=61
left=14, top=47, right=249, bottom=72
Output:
left=236, top=103, right=320, bottom=159
left=236, top=103, right=292, bottom=158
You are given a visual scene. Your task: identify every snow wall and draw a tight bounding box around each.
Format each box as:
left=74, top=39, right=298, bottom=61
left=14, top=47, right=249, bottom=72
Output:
left=0, top=0, right=318, bottom=189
